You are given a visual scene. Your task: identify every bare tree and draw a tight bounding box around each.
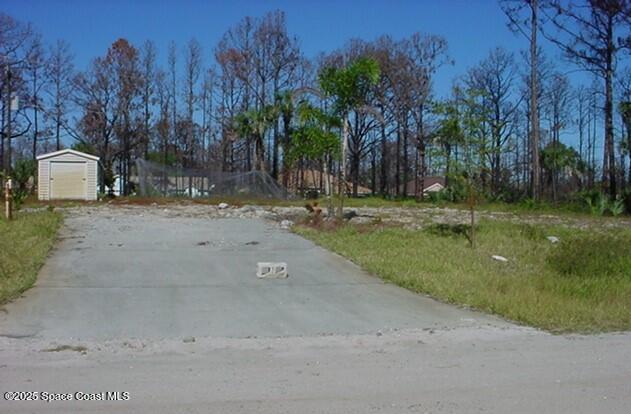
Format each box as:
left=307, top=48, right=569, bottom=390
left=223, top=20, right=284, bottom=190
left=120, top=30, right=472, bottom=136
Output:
left=45, top=39, right=74, bottom=152
left=200, top=67, right=216, bottom=164
left=24, top=35, right=47, bottom=160
left=466, top=47, right=520, bottom=194
left=74, top=55, right=119, bottom=181
left=167, top=41, right=178, bottom=163
left=575, top=84, right=591, bottom=186
left=617, top=66, right=631, bottom=187
left=215, top=16, right=255, bottom=171
left=543, top=0, right=631, bottom=197
left=405, top=33, right=451, bottom=200
left=263, top=11, right=300, bottom=179
left=0, top=13, right=34, bottom=173
left=182, top=38, right=202, bottom=169
left=154, top=69, right=171, bottom=167
left=501, top=0, right=545, bottom=200
left=543, top=71, right=573, bottom=199
left=75, top=39, right=141, bottom=194
left=110, top=39, right=141, bottom=195
left=139, top=40, right=156, bottom=159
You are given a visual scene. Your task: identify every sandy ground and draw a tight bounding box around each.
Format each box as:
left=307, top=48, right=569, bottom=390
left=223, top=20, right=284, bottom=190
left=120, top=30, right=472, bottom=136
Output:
left=0, top=205, right=630, bottom=413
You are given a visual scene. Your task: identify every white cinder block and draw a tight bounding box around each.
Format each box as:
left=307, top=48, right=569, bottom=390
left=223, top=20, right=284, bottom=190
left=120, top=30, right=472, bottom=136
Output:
left=257, top=262, right=288, bottom=279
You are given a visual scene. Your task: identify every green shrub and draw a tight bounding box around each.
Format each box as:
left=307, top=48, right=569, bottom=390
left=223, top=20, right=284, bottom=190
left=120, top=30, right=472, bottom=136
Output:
left=12, top=159, right=37, bottom=192
left=584, top=192, right=608, bottom=215
left=12, top=188, right=28, bottom=210
left=520, top=198, right=537, bottom=210
left=427, top=190, right=448, bottom=203
left=610, top=198, right=625, bottom=217
left=547, top=232, right=631, bottom=279
left=580, top=190, right=626, bottom=216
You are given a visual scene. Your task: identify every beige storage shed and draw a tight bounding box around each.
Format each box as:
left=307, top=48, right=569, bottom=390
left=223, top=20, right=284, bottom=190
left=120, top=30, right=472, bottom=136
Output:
left=37, top=149, right=99, bottom=201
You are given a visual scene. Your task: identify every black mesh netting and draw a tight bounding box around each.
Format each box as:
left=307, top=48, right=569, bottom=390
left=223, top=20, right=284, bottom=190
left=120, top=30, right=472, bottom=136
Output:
left=135, top=159, right=291, bottom=199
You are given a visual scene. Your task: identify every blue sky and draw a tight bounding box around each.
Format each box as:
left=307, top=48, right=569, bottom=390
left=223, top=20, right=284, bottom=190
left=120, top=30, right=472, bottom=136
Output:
left=5, top=0, right=602, bottom=155
left=3, top=0, right=553, bottom=98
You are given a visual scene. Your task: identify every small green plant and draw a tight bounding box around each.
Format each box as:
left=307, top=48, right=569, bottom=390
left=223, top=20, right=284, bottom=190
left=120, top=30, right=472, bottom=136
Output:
left=582, top=191, right=624, bottom=216
left=427, top=189, right=450, bottom=204
left=584, top=192, right=606, bottom=215
left=520, top=198, right=537, bottom=210
left=12, top=159, right=36, bottom=191
left=609, top=198, right=625, bottom=217
left=11, top=189, right=29, bottom=210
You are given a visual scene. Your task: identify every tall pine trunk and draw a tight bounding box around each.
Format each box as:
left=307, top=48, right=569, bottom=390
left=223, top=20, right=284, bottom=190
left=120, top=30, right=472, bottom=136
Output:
left=603, top=19, right=616, bottom=198
left=530, top=0, right=541, bottom=201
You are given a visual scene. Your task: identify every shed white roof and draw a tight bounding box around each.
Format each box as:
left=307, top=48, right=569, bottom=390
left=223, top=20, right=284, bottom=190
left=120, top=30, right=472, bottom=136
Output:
left=36, top=149, right=100, bottom=162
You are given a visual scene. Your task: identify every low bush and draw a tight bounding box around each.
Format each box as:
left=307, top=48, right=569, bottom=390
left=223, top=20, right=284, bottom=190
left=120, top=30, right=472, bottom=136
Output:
left=547, top=232, right=631, bottom=280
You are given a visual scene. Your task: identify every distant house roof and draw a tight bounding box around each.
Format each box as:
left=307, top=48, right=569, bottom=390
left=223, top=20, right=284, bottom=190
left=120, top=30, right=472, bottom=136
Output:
left=36, top=149, right=100, bottom=162
left=402, top=176, right=446, bottom=195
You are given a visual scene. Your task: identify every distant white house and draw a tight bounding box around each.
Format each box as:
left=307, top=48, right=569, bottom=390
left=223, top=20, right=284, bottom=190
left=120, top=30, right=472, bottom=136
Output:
left=37, top=149, right=99, bottom=201
left=402, top=177, right=446, bottom=195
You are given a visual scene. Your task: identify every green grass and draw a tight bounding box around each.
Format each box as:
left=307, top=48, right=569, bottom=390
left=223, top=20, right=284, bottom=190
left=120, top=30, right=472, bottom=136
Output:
left=0, top=211, right=62, bottom=305
left=295, top=220, right=631, bottom=333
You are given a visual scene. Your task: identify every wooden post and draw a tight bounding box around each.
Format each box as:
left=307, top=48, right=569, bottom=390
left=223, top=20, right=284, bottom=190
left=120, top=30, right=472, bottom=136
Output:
left=5, top=178, right=12, bottom=220
left=338, top=115, right=348, bottom=218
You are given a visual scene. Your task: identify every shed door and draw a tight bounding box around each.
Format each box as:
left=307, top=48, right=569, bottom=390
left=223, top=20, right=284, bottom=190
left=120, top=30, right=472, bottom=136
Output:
left=50, top=161, right=87, bottom=199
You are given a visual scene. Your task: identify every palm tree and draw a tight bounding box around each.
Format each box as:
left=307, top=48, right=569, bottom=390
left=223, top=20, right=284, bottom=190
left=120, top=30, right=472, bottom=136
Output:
left=289, top=101, right=341, bottom=216
left=234, top=105, right=278, bottom=172
left=319, top=57, right=381, bottom=217
left=276, top=91, right=295, bottom=187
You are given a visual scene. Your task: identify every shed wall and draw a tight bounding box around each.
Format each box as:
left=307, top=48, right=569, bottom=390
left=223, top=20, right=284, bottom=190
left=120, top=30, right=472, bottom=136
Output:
left=38, top=152, right=98, bottom=201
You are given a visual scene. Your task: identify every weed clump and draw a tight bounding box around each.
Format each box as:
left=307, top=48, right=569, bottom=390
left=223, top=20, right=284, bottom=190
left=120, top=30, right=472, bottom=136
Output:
left=547, top=232, right=631, bottom=279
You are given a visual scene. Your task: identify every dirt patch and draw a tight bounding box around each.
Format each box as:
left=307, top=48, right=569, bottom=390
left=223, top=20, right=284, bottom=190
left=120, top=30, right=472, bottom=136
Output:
left=43, top=201, right=630, bottom=232
left=42, top=344, right=88, bottom=353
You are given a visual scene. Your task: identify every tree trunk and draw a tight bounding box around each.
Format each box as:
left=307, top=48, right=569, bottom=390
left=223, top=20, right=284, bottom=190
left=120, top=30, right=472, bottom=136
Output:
left=395, top=123, right=400, bottom=197
left=371, top=149, right=377, bottom=195
left=530, top=0, right=541, bottom=201
left=603, top=20, right=616, bottom=198
left=351, top=151, right=360, bottom=197
left=338, top=116, right=348, bottom=218
left=5, top=67, right=12, bottom=173
left=402, top=123, right=409, bottom=198
left=628, top=128, right=631, bottom=186
left=272, top=120, right=279, bottom=180
left=32, top=68, right=38, bottom=160
left=255, top=136, right=266, bottom=172
left=417, top=140, right=426, bottom=202
left=379, top=121, right=388, bottom=196
left=1, top=90, right=5, bottom=174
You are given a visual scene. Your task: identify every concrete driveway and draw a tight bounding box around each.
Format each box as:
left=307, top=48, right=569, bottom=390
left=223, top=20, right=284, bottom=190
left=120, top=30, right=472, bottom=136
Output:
left=0, top=207, right=501, bottom=339
left=1, top=206, right=629, bottom=414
